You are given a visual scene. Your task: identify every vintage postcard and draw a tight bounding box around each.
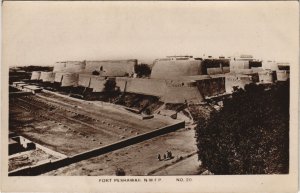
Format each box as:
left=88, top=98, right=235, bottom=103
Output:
left=1, top=1, right=299, bottom=192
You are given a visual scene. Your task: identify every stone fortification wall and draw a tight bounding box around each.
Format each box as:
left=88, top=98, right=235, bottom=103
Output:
left=40, top=72, right=55, bottom=82
left=230, top=60, right=262, bottom=73
left=78, top=74, right=92, bottom=87
left=262, top=61, right=278, bottom=71
left=54, top=72, right=79, bottom=87
left=225, top=74, right=255, bottom=93
left=78, top=74, right=107, bottom=92
left=226, top=59, right=264, bottom=91
left=277, top=63, right=290, bottom=70
left=116, top=77, right=167, bottom=97
left=116, top=77, right=207, bottom=103
left=65, top=61, right=86, bottom=73
left=251, top=67, right=264, bottom=73
left=230, top=61, right=250, bottom=73
left=205, top=67, right=230, bottom=75
left=223, top=67, right=230, bottom=74
left=258, top=70, right=274, bottom=84
left=54, top=72, right=64, bottom=83
left=53, top=61, right=85, bottom=73
left=249, top=61, right=262, bottom=68
left=202, top=59, right=230, bottom=75
left=115, top=78, right=127, bottom=92
left=229, top=67, right=263, bottom=75
left=53, top=62, right=67, bottom=72
left=30, top=71, right=41, bottom=80
left=196, top=77, right=225, bottom=97
left=151, top=59, right=202, bottom=79
left=115, top=76, right=226, bottom=102
left=207, top=68, right=223, bottom=75
left=162, top=83, right=204, bottom=104
left=90, top=76, right=107, bottom=92
left=276, top=70, right=289, bottom=81
left=59, top=73, right=79, bottom=87
left=276, top=63, right=290, bottom=81
left=84, top=60, right=137, bottom=77
left=53, top=60, right=137, bottom=76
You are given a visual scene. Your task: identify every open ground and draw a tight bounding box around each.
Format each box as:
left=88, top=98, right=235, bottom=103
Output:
left=9, top=92, right=173, bottom=156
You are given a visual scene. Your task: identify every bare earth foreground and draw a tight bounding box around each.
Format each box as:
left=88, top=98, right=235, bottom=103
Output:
left=10, top=92, right=170, bottom=156
left=43, top=128, right=199, bottom=176
left=10, top=91, right=201, bottom=175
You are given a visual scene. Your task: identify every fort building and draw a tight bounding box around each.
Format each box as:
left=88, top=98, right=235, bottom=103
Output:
left=28, top=55, right=289, bottom=105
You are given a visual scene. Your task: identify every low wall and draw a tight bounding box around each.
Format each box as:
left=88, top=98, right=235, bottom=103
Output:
left=35, top=143, right=67, bottom=159
left=9, top=92, right=33, bottom=97
left=9, top=121, right=185, bottom=176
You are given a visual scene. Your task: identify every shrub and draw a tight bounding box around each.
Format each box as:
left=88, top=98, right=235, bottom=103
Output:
left=92, top=70, right=100, bottom=75
left=196, top=82, right=289, bottom=174
left=115, top=168, right=126, bottom=176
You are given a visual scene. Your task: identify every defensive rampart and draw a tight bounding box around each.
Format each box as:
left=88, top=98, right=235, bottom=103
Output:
left=162, top=80, right=204, bottom=103
left=196, top=77, right=225, bottom=97
left=78, top=74, right=92, bottom=87
left=225, top=74, right=255, bottom=93
left=40, top=72, right=55, bottom=82
left=230, top=61, right=250, bottom=73
left=116, top=77, right=209, bottom=103
left=84, top=60, right=137, bottom=77
left=276, top=70, right=289, bottom=81
left=90, top=76, right=107, bottom=92
left=116, top=77, right=167, bottom=97
left=151, top=59, right=202, bottom=79
left=54, top=72, right=79, bottom=87
left=258, top=70, right=274, bottom=84
left=30, top=71, right=41, bottom=80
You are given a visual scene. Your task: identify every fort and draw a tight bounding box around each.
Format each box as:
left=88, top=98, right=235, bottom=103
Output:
left=27, top=55, right=289, bottom=103
left=9, top=54, right=290, bottom=176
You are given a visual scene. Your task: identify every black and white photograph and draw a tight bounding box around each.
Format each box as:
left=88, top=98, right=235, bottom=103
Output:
left=1, top=1, right=298, bottom=192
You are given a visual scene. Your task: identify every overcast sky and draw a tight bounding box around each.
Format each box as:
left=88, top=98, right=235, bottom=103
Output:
left=3, top=1, right=299, bottom=66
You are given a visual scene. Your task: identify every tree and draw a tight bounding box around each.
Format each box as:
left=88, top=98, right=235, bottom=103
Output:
left=196, top=82, right=289, bottom=174
left=134, top=64, right=151, bottom=77
left=104, top=79, right=116, bottom=92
